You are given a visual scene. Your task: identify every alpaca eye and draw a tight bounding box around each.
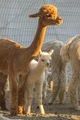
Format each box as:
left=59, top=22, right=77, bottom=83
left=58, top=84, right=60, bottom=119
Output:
left=46, top=14, right=51, bottom=18
left=42, top=59, right=45, bottom=62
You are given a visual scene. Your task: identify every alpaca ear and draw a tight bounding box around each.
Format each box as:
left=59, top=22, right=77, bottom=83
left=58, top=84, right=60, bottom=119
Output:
left=29, top=12, right=40, bottom=18
left=49, top=49, right=54, bottom=55
left=38, top=49, right=42, bottom=58
left=39, top=49, right=42, bottom=55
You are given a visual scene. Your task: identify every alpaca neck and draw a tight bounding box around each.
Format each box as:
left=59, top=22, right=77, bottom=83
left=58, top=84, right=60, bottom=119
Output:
left=28, top=18, right=46, bottom=58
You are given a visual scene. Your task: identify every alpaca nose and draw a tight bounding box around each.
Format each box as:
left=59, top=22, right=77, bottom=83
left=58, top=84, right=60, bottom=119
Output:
left=57, top=16, right=63, bottom=24
left=47, top=62, right=50, bottom=67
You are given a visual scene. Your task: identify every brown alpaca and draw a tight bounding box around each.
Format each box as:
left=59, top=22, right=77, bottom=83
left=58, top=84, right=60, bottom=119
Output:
left=0, top=4, right=62, bottom=116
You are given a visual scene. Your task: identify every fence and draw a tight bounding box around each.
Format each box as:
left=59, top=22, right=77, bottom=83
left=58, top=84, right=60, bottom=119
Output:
left=0, top=0, right=80, bottom=46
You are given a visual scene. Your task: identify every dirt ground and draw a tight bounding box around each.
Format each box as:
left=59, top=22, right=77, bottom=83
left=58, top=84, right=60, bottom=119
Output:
left=0, top=63, right=80, bottom=120
left=0, top=88, right=80, bottom=120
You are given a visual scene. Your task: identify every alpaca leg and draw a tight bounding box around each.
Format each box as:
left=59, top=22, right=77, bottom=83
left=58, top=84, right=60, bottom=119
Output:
left=25, top=84, right=33, bottom=115
left=58, top=72, right=66, bottom=104
left=35, top=84, right=45, bottom=114
left=18, top=75, right=26, bottom=114
left=0, top=73, right=7, bottom=110
left=49, top=80, right=53, bottom=90
left=43, top=80, right=48, bottom=99
left=24, top=89, right=28, bottom=113
left=9, top=75, right=18, bottom=116
left=0, top=87, right=6, bottom=110
left=58, top=83, right=66, bottom=104
left=49, top=74, right=60, bottom=104
left=42, top=69, right=48, bottom=99
left=68, top=74, right=80, bottom=110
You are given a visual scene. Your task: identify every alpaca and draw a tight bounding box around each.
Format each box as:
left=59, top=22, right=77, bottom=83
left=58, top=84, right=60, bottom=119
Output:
left=0, top=73, right=7, bottom=110
left=0, top=4, right=62, bottom=115
left=24, top=50, right=53, bottom=115
left=46, top=67, right=53, bottom=90
left=42, top=68, right=50, bottom=99
left=41, top=40, right=66, bottom=104
left=60, top=34, right=80, bottom=110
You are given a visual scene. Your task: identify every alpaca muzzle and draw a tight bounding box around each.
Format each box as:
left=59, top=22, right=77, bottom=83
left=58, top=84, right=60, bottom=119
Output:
left=46, top=62, right=50, bottom=67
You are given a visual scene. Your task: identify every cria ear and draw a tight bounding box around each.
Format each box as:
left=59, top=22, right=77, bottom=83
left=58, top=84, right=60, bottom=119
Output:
left=29, top=12, right=40, bottom=18
left=48, top=49, right=54, bottom=55
left=39, top=49, right=42, bottom=55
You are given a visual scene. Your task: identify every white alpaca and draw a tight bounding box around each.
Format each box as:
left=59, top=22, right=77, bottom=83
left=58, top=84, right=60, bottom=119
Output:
left=60, top=34, right=80, bottom=110
left=24, top=50, right=53, bottom=115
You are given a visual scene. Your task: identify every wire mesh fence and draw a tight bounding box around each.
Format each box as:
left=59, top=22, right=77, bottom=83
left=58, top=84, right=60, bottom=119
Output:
left=0, top=0, right=80, bottom=47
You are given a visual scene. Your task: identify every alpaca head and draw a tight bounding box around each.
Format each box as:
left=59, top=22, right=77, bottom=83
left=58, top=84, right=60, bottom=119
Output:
left=38, top=49, right=54, bottom=67
left=29, top=4, right=63, bottom=26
